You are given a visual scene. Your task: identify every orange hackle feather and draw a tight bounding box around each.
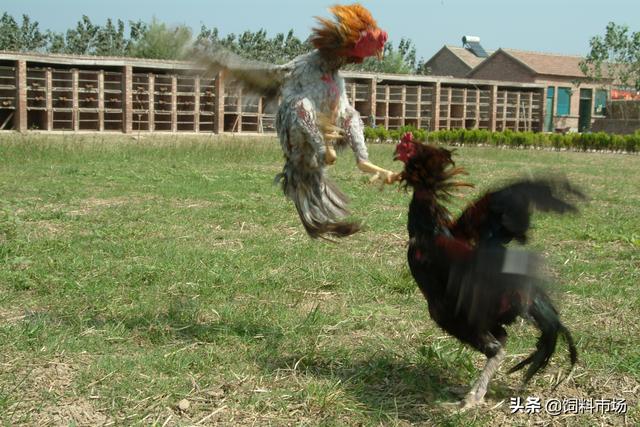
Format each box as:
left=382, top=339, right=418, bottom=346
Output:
left=310, top=4, right=379, bottom=56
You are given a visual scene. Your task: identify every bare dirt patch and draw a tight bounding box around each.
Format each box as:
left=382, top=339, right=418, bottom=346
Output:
left=0, top=308, right=27, bottom=324
left=3, top=356, right=112, bottom=426
left=67, top=196, right=156, bottom=216
left=27, top=220, right=67, bottom=240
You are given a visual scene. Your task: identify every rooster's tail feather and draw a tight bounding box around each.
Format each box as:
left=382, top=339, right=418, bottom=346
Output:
left=275, top=168, right=360, bottom=239
left=508, top=292, right=577, bottom=384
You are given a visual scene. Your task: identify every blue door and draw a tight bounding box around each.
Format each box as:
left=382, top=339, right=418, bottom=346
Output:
left=544, top=87, right=554, bottom=132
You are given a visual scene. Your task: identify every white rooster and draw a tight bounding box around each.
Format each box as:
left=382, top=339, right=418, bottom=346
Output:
left=199, top=4, right=399, bottom=238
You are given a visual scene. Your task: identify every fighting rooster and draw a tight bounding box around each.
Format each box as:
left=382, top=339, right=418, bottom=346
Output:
left=395, top=133, right=581, bottom=409
left=198, top=4, right=399, bottom=238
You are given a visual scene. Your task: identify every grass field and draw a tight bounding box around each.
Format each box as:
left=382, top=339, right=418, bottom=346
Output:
left=0, top=134, right=638, bottom=426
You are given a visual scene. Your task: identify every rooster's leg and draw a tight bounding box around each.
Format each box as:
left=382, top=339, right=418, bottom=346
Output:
left=324, top=144, right=337, bottom=165
left=461, top=347, right=505, bottom=409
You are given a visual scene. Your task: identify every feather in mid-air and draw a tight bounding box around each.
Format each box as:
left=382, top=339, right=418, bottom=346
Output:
left=395, top=132, right=584, bottom=409
left=197, top=4, right=399, bottom=239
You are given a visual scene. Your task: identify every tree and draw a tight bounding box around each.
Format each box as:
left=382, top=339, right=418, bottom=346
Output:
left=0, top=12, right=424, bottom=75
left=281, top=30, right=311, bottom=62
left=195, top=25, right=425, bottom=72
left=0, top=13, right=20, bottom=51
left=64, top=15, right=99, bottom=55
left=128, top=20, right=148, bottom=44
left=19, top=14, right=47, bottom=51
left=349, top=38, right=418, bottom=74
left=93, top=19, right=128, bottom=56
left=128, top=18, right=192, bottom=60
left=0, top=13, right=47, bottom=52
left=46, top=31, right=66, bottom=53
left=580, top=22, right=640, bottom=91
left=44, top=16, right=147, bottom=56
left=397, top=38, right=417, bottom=71
left=414, top=58, right=431, bottom=75
left=194, top=26, right=311, bottom=64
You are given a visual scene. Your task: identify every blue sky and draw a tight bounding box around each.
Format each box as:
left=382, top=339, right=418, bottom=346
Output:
left=2, top=0, right=638, bottom=60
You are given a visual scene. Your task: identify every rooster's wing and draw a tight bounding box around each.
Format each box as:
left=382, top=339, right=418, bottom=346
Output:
left=196, top=47, right=288, bottom=102
left=451, top=177, right=585, bottom=245
left=444, top=177, right=585, bottom=329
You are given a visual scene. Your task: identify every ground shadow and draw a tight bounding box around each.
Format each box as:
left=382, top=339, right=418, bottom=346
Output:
left=17, top=303, right=515, bottom=423
left=256, top=349, right=515, bottom=423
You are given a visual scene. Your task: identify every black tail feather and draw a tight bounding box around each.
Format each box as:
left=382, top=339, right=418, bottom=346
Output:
left=560, top=323, right=578, bottom=369
left=508, top=293, right=577, bottom=384
left=503, top=178, right=586, bottom=214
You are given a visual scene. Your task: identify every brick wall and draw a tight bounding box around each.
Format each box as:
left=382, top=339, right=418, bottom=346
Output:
left=468, top=51, right=534, bottom=83
left=16, top=60, right=27, bottom=132
left=424, top=50, right=471, bottom=78
left=122, top=65, right=133, bottom=133
left=592, top=101, right=640, bottom=134
left=591, top=119, right=640, bottom=134
left=608, top=100, right=640, bottom=120
left=536, top=77, right=608, bottom=131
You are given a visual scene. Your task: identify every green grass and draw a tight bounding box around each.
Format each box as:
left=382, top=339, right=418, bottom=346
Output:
left=0, top=134, right=638, bottom=426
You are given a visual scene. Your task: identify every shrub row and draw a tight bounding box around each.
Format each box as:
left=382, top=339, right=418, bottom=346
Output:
left=363, top=125, right=640, bottom=153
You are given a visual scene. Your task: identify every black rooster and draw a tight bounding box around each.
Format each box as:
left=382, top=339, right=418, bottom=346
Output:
left=395, top=133, right=581, bottom=409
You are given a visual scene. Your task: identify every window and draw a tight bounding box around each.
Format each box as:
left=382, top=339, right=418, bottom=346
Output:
left=594, top=89, right=607, bottom=115
left=557, top=87, right=571, bottom=116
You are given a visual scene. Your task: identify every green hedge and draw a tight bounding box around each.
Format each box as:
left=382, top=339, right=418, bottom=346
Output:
left=363, top=125, right=640, bottom=153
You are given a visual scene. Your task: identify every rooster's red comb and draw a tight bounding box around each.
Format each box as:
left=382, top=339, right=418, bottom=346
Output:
left=401, top=132, right=414, bottom=143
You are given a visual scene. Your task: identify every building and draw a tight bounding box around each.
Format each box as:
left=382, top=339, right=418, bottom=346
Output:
left=423, top=36, right=492, bottom=78
left=423, top=36, right=612, bottom=133
left=422, top=45, right=492, bottom=78
left=0, top=51, right=549, bottom=135
left=467, top=49, right=609, bottom=132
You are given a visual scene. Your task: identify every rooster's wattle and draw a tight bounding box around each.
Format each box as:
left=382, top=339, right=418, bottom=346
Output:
left=199, top=4, right=397, bottom=239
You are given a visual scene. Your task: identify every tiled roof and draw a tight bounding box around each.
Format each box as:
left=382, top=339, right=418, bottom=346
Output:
left=500, top=49, right=586, bottom=77
left=445, top=46, right=493, bottom=68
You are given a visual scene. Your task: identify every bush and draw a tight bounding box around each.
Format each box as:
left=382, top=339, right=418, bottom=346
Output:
left=611, top=134, right=626, bottom=151
left=363, top=126, right=377, bottom=142
left=363, top=126, right=640, bottom=153
left=388, top=128, right=403, bottom=141
left=413, top=128, right=427, bottom=142
left=623, top=134, right=639, bottom=152
left=374, top=125, right=390, bottom=142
